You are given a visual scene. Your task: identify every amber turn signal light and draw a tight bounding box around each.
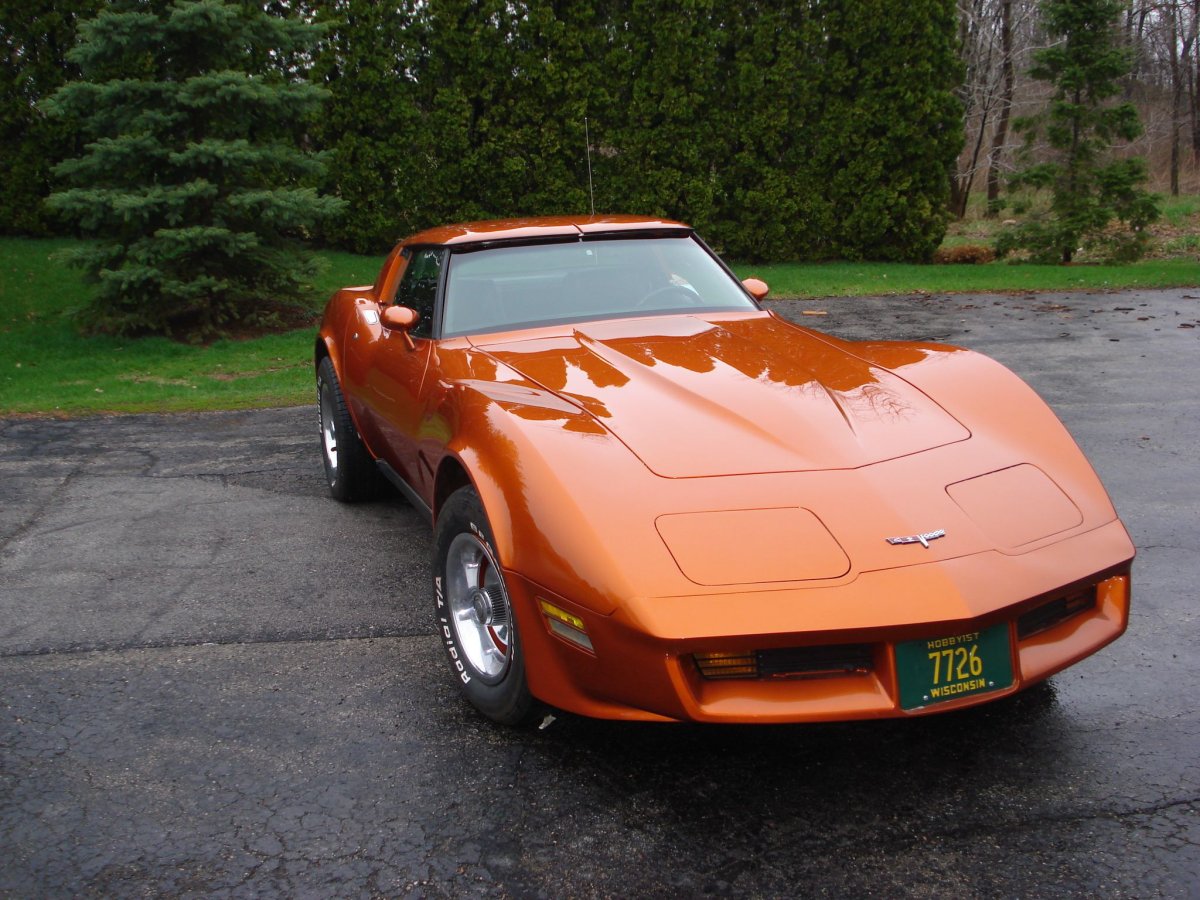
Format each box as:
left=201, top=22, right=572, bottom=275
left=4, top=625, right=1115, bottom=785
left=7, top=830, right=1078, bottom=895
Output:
left=693, top=651, right=758, bottom=679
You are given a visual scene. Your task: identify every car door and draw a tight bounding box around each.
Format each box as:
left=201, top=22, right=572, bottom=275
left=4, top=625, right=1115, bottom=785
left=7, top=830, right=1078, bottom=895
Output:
left=351, top=246, right=444, bottom=494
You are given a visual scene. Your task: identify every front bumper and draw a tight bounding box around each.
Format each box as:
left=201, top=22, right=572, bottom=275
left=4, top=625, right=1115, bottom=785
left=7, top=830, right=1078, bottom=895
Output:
left=509, top=519, right=1134, bottom=723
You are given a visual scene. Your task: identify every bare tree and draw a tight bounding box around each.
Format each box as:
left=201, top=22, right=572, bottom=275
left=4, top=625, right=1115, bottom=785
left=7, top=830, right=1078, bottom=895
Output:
left=952, top=0, right=1200, bottom=214
left=985, top=0, right=1016, bottom=212
left=1189, top=0, right=1199, bottom=160
left=953, top=0, right=1001, bottom=217
left=1131, top=1, right=1197, bottom=192
left=952, top=0, right=1043, bottom=218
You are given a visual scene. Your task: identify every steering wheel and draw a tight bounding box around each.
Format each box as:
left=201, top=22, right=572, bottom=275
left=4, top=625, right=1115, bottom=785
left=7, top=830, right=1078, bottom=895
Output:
left=637, top=284, right=700, bottom=309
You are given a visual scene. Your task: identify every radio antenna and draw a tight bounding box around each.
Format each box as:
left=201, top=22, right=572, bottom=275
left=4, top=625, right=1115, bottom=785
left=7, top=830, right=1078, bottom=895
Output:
left=584, top=117, right=596, bottom=216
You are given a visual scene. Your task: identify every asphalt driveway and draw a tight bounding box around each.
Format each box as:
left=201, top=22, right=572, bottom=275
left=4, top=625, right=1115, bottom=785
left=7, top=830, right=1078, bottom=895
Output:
left=1, top=288, right=1198, bottom=897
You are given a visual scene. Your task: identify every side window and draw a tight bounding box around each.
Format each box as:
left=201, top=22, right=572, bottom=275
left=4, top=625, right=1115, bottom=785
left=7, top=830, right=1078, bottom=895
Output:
left=393, top=247, right=444, bottom=339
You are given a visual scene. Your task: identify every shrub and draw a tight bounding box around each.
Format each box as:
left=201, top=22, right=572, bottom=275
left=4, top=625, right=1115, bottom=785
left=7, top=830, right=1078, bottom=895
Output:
left=933, top=244, right=996, bottom=264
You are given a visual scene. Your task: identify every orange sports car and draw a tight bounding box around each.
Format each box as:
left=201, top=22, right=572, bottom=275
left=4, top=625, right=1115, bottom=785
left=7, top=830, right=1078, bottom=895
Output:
left=315, top=216, right=1134, bottom=725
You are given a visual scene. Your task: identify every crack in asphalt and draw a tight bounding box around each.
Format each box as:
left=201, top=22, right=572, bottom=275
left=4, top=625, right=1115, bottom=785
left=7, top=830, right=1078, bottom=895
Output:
left=0, top=630, right=437, bottom=661
left=0, top=466, right=82, bottom=553
left=964, top=793, right=1200, bottom=836
left=750, top=795, right=1200, bottom=877
left=2, top=468, right=313, bottom=481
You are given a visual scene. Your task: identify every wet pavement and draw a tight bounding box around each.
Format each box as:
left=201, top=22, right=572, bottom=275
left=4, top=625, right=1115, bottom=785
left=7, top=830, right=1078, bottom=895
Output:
left=1, top=288, right=1198, bottom=897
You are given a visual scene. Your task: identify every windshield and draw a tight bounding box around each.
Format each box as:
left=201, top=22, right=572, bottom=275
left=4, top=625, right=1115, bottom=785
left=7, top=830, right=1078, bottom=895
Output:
left=441, top=234, right=757, bottom=337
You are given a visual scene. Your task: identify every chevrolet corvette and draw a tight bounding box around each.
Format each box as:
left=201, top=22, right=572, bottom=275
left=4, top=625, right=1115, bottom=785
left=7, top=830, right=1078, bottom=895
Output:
left=315, top=216, right=1134, bottom=725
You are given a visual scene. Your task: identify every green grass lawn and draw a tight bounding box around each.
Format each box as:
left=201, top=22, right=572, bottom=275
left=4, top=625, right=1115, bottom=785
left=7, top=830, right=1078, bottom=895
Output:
left=0, top=238, right=381, bottom=416
left=748, top=258, right=1200, bottom=298
left=1, top=236, right=1197, bottom=416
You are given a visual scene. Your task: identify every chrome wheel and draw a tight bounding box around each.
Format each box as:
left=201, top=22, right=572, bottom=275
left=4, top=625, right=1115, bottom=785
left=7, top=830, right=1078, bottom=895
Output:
left=316, top=357, right=381, bottom=503
left=319, top=380, right=339, bottom=482
left=445, top=532, right=513, bottom=682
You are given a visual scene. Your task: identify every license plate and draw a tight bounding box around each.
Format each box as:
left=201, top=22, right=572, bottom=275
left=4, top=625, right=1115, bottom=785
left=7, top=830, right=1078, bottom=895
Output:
left=896, top=623, right=1013, bottom=710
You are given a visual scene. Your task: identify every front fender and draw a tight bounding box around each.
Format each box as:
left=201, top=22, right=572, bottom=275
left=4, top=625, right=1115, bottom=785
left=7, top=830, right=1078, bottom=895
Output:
left=872, top=343, right=1119, bottom=525
left=442, top=380, right=655, bottom=616
left=804, top=330, right=1120, bottom=525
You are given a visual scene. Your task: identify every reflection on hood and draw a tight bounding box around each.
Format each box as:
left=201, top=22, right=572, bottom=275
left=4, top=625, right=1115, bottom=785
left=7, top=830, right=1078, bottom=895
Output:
left=475, top=315, right=969, bottom=477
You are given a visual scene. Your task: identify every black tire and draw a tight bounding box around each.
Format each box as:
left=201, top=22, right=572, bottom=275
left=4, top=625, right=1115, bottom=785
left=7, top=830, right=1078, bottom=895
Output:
left=434, top=486, right=535, bottom=725
left=316, top=356, right=380, bottom=502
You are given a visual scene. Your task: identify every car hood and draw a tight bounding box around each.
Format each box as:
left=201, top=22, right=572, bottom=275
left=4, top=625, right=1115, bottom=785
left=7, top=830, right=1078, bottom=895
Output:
left=471, top=313, right=970, bottom=477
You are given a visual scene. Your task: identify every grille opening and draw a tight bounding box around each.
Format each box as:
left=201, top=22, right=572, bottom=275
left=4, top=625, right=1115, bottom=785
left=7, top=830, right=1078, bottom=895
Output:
left=1018, top=588, right=1096, bottom=640
left=694, top=644, right=874, bottom=681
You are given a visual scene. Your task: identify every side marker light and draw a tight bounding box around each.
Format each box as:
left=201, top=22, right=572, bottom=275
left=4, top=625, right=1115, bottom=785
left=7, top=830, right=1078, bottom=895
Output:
left=538, top=599, right=594, bottom=652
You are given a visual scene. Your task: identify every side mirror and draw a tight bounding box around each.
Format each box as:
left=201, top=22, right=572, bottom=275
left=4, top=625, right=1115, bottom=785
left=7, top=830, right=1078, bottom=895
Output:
left=381, top=305, right=420, bottom=349
left=742, top=278, right=770, bottom=301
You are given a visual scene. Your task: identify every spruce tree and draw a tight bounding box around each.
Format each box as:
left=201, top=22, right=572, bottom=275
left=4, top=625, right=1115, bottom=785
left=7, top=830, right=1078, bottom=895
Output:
left=45, top=0, right=343, bottom=338
left=997, top=0, right=1157, bottom=264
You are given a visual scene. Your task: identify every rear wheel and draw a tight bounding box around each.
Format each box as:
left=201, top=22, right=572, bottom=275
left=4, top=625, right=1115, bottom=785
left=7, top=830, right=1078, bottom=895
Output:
left=434, top=486, right=534, bottom=725
left=316, top=356, right=380, bottom=502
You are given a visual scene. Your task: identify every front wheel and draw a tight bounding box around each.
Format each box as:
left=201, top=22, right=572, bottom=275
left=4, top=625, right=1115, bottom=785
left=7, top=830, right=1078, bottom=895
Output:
left=434, top=486, right=534, bottom=725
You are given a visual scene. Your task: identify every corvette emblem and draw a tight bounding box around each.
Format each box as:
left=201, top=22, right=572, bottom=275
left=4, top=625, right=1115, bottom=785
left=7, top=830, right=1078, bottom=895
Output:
left=886, top=529, right=946, bottom=549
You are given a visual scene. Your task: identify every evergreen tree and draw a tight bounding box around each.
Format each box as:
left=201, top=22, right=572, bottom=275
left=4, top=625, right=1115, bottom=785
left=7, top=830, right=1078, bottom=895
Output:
left=997, top=0, right=1157, bottom=264
left=707, top=2, right=825, bottom=262
left=493, top=0, right=600, bottom=218
left=309, top=0, right=963, bottom=264
left=602, top=0, right=725, bottom=239
left=310, top=0, right=425, bottom=253
left=813, top=0, right=963, bottom=262
left=45, top=0, right=344, bottom=338
left=0, top=0, right=101, bottom=236
left=411, top=0, right=597, bottom=226
left=405, top=0, right=571, bottom=226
